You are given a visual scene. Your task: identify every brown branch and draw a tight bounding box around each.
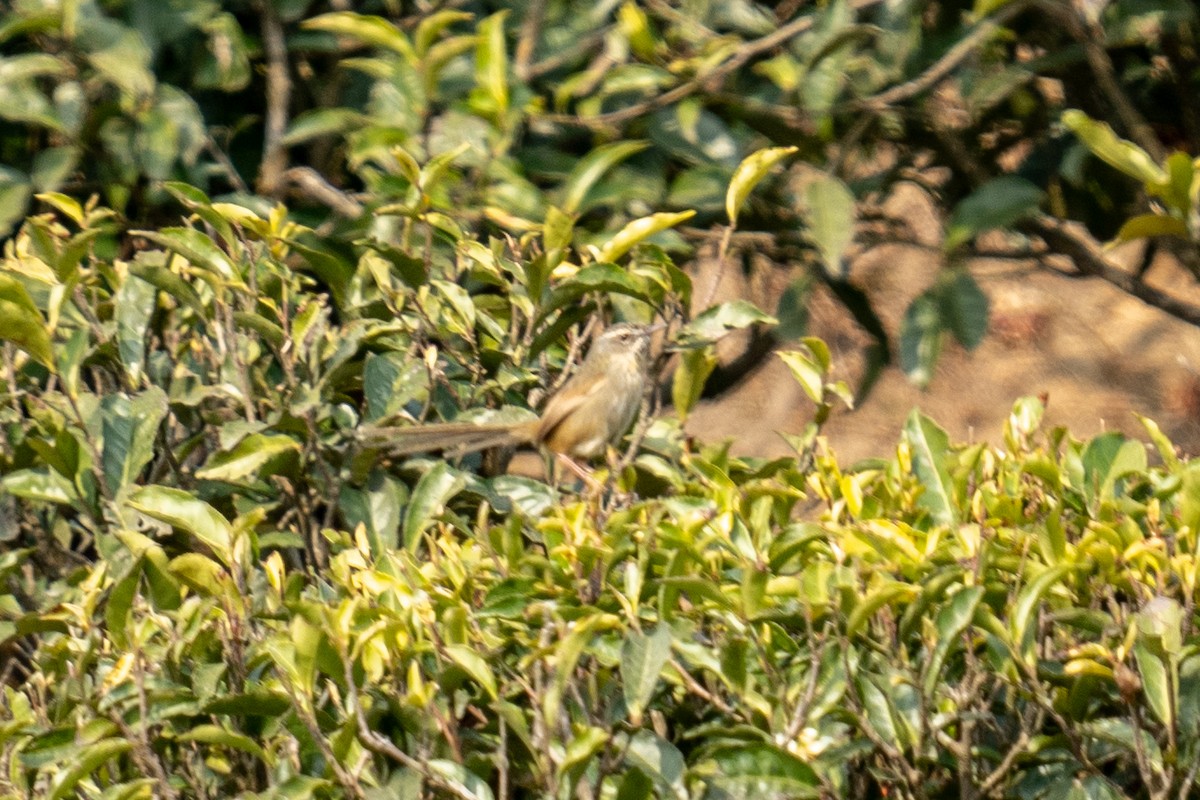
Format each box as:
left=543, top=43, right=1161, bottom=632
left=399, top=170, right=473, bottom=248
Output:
left=342, top=652, right=479, bottom=800
left=514, top=0, right=547, bottom=82
left=851, top=0, right=1031, bottom=111
left=540, top=0, right=886, bottom=129
left=1033, top=0, right=1165, bottom=161
left=282, top=167, right=364, bottom=217
left=1024, top=215, right=1200, bottom=327
left=258, top=0, right=292, bottom=196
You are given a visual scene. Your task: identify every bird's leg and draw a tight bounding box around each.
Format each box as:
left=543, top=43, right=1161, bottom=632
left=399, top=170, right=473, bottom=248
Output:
left=555, top=453, right=603, bottom=493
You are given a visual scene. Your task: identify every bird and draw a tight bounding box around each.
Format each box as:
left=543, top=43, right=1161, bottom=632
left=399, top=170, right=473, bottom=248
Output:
left=360, top=323, right=657, bottom=466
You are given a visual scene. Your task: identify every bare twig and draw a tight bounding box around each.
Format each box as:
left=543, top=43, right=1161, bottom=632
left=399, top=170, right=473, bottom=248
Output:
left=1033, top=0, right=1165, bottom=160
left=257, top=0, right=292, bottom=196
left=281, top=167, right=364, bottom=217
left=540, top=0, right=886, bottom=129
left=514, top=0, right=547, bottom=81
left=1025, top=215, right=1200, bottom=327
left=341, top=652, right=479, bottom=800
left=204, top=133, right=250, bottom=195
left=850, top=0, right=1031, bottom=112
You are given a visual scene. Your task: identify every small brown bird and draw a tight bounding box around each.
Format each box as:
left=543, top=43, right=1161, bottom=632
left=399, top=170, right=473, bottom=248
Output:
left=364, top=323, right=655, bottom=463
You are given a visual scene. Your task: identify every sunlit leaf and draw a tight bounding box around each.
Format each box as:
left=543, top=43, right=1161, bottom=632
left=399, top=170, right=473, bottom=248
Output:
left=596, top=211, right=696, bottom=263
left=1063, top=109, right=1166, bottom=185
left=621, top=625, right=672, bottom=722
left=195, top=433, right=300, bottom=483
left=903, top=410, right=957, bottom=526
left=562, top=141, right=651, bottom=215
left=403, top=461, right=466, bottom=551
left=128, top=486, right=233, bottom=562
left=671, top=346, right=716, bottom=420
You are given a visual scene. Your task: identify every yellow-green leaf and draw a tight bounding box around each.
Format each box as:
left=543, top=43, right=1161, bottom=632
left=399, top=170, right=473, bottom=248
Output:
left=726, top=146, right=797, bottom=226
left=596, top=210, right=695, bottom=263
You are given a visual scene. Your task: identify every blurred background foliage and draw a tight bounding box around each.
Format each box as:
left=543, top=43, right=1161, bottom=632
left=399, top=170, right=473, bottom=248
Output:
left=3, top=0, right=1198, bottom=385
left=3, top=0, right=1200, bottom=797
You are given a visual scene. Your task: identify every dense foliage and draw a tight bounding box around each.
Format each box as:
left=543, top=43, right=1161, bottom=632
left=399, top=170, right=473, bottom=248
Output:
left=3, top=0, right=1200, bottom=798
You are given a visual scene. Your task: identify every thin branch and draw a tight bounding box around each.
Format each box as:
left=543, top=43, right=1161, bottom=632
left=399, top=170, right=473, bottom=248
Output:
left=258, top=0, right=292, bottom=196
left=514, top=0, right=547, bottom=82
left=282, top=167, right=364, bottom=217
left=850, top=0, right=1031, bottom=112
left=204, top=133, right=250, bottom=195
left=1024, top=215, right=1200, bottom=327
left=341, top=652, right=479, bottom=800
left=540, top=0, right=886, bottom=129
left=1032, top=0, right=1165, bottom=160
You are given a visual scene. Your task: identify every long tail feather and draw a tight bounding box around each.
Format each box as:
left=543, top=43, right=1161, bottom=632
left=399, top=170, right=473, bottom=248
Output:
left=357, top=422, right=530, bottom=457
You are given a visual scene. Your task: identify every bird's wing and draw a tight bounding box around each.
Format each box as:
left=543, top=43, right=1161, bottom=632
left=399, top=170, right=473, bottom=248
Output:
left=535, top=369, right=608, bottom=443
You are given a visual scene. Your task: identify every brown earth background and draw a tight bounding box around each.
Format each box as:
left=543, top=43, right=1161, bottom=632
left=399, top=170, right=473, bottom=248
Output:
left=687, top=182, right=1200, bottom=464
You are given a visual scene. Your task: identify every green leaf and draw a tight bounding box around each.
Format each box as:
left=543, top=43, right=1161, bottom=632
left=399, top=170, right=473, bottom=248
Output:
left=100, top=388, right=169, bottom=495
left=0, top=468, right=77, bottom=505
left=0, top=273, right=53, bottom=368
left=1063, top=109, right=1167, bottom=186
left=426, top=760, right=495, bottom=800
left=364, top=354, right=428, bottom=421
left=0, top=168, right=32, bottom=238
left=195, top=433, right=300, bottom=483
left=621, top=625, right=672, bottom=721
left=846, top=581, right=919, bottom=636
left=303, top=12, right=416, bottom=60
left=671, top=346, right=716, bottom=420
left=474, top=11, right=509, bottom=120
left=680, top=300, right=777, bottom=343
left=596, top=211, right=696, bottom=263
left=725, top=146, right=797, bottom=226
left=403, top=461, right=466, bottom=551
left=415, top=10, right=473, bottom=56
left=114, top=272, right=157, bottom=382
left=945, top=176, right=1044, bottom=251
left=903, top=410, right=957, bottom=526
left=444, top=644, right=499, bottom=700
left=48, top=739, right=132, bottom=800
left=176, top=724, right=273, bottom=764
left=706, top=743, right=820, bottom=797
left=132, top=228, right=237, bottom=283
left=339, top=470, right=406, bottom=557
left=541, top=263, right=648, bottom=317
left=128, top=259, right=208, bottom=317
left=1113, top=213, right=1189, bottom=243
left=1137, top=414, right=1180, bottom=471
left=543, top=205, right=575, bottom=262
left=899, top=293, right=941, bottom=387
left=940, top=271, right=989, bottom=349
left=624, top=730, right=687, bottom=800
left=1158, top=150, right=1194, bottom=213
left=777, top=349, right=824, bottom=404
left=1081, top=432, right=1146, bottom=505
left=105, top=556, right=141, bottom=648
left=803, top=172, right=856, bottom=277
left=1134, top=640, right=1175, bottom=729
left=563, top=141, right=651, bottom=214
left=233, top=311, right=285, bottom=349
left=282, top=108, right=367, bottom=146
left=1010, top=564, right=1074, bottom=661
left=128, top=486, right=234, bottom=563
left=30, top=145, right=79, bottom=193
left=923, top=585, right=984, bottom=696
left=560, top=726, right=609, bottom=791
left=168, top=552, right=233, bottom=599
